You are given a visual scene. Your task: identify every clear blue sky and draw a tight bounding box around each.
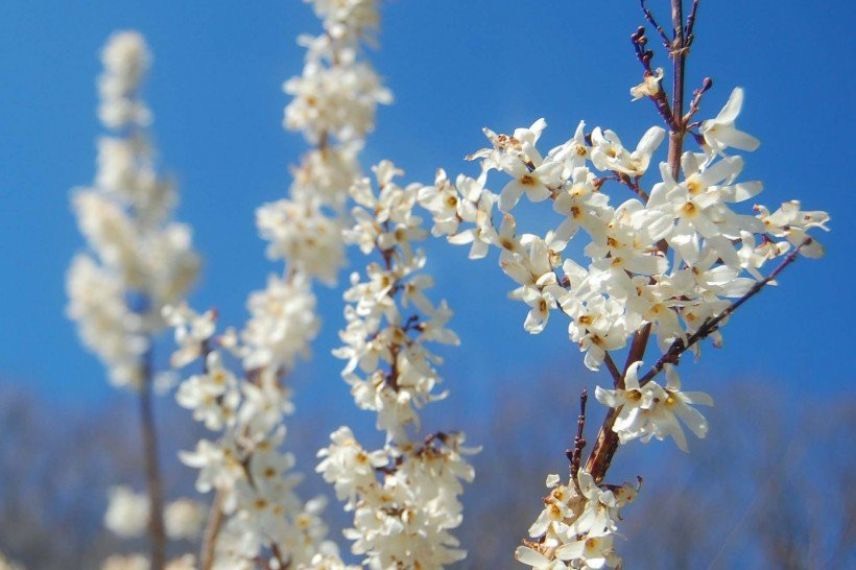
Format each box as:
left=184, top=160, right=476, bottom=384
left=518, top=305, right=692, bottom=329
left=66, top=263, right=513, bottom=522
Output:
left=0, top=0, right=852, bottom=419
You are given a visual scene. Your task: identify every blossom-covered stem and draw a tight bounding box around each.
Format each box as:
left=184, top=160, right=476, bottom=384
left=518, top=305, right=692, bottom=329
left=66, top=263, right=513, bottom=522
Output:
left=198, top=490, right=223, bottom=570
left=588, top=238, right=808, bottom=483
left=194, top=339, right=223, bottom=570
left=588, top=0, right=690, bottom=483
left=637, top=239, right=809, bottom=386
left=585, top=329, right=651, bottom=480
left=138, top=344, right=166, bottom=570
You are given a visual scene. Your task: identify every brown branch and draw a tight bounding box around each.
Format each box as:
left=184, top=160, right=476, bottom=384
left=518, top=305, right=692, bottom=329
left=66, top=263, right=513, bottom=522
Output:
left=686, top=0, right=701, bottom=44
left=567, top=389, right=589, bottom=479
left=139, top=345, right=166, bottom=570
left=684, top=77, right=713, bottom=124
left=200, top=491, right=225, bottom=570
left=668, top=0, right=687, bottom=179
left=640, top=0, right=672, bottom=48
left=619, top=173, right=651, bottom=202
left=602, top=352, right=624, bottom=388
left=271, top=544, right=290, bottom=570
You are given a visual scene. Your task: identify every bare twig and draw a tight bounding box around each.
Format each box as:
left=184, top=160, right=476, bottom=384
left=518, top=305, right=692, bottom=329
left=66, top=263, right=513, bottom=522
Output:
left=200, top=491, right=225, bottom=570
left=686, top=0, right=701, bottom=45
left=685, top=77, right=713, bottom=124
left=567, top=390, right=589, bottom=478
left=640, top=0, right=672, bottom=48
left=139, top=345, right=166, bottom=570
left=602, top=352, right=624, bottom=388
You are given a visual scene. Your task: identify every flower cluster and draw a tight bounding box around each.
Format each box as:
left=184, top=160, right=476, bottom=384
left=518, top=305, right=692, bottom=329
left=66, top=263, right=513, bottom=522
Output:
left=258, top=0, right=391, bottom=285
left=165, top=2, right=390, bottom=568
left=515, top=471, right=637, bottom=569
left=596, top=362, right=713, bottom=452
left=67, top=31, right=199, bottom=389
left=317, top=162, right=477, bottom=569
left=168, top=306, right=336, bottom=569
left=420, top=91, right=828, bottom=372
left=418, top=86, right=828, bottom=566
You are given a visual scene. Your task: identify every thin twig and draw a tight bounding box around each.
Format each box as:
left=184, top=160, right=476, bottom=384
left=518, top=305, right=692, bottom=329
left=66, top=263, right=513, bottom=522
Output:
left=686, top=0, right=701, bottom=44
left=139, top=345, right=166, bottom=570
left=631, top=26, right=679, bottom=131
left=615, top=173, right=651, bottom=202
left=602, top=352, right=624, bottom=388
left=684, top=77, right=713, bottom=124
left=567, top=390, right=589, bottom=478
left=200, top=491, right=225, bottom=570
left=640, top=0, right=672, bottom=48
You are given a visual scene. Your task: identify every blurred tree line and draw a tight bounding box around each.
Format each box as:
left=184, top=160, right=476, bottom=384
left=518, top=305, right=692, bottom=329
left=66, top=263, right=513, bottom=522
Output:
left=1, top=374, right=853, bottom=569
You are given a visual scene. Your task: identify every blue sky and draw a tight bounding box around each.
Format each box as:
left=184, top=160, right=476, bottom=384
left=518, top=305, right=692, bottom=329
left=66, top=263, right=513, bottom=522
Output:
left=0, top=0, right=853, bottom=422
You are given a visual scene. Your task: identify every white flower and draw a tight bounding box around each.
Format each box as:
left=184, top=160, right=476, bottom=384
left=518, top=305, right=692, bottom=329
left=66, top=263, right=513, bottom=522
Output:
left=98, top=31, right=151, bottom=128
left=104, top=486, right=149, bottom=538
left=283, top=59, right=391, bottom=144
left=630, top=67, right=663, bottom=101
left=498, top=157, right=562, bottom=212
left=256, top=198, right=345, bottom=284
left=757, top=200, right=830, bottom=258
left=596, top=362, right=713, bottom=452
left=241, top=274, right=320, bottom=372
left=700, top=87, right=760, bottom=154
left=165, top=499, right=205, bottom=540
left=590, top=126, right=665, bottom=177
left=555, top=528, right=618, bottom=569
left=163, top=303, right=216, bottom=368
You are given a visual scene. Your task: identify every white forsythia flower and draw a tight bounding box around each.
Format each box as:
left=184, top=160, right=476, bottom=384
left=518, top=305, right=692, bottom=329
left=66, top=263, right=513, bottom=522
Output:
left=321, top=163, right=476, bottom=568
left=420, top=100, right=828, bottom=357
left=700, top=87, right=760, bottom=155
left=167, top=3, right=390, bottom=568
left=164, top=498, right=206, bottom=540
left=104, top=486, right=149, bottom=538
left=418, top=86, right=828, bottom=566
left=98, top=31, right=151, bottom=128
left=516, top=470, right=636, bottom=569
left=68, top=31, right=199, bottom=390
left=596, top=362, right=714, bottom=452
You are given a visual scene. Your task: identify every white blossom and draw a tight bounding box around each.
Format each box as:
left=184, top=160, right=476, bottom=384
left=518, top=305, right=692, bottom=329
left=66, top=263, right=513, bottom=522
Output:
left=164, top=499, right=206, bottom=540
left=700, top=87, right=760, bottom=155
left=68, top=32, right=199, bottom=390
left=595, top=362, right=713, bottom=452
left=104, top=486, right=149, bottom=538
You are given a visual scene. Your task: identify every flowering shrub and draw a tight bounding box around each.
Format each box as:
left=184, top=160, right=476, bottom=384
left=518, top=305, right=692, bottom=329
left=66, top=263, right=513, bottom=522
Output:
left=67, top=1, right=829, bottom=569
